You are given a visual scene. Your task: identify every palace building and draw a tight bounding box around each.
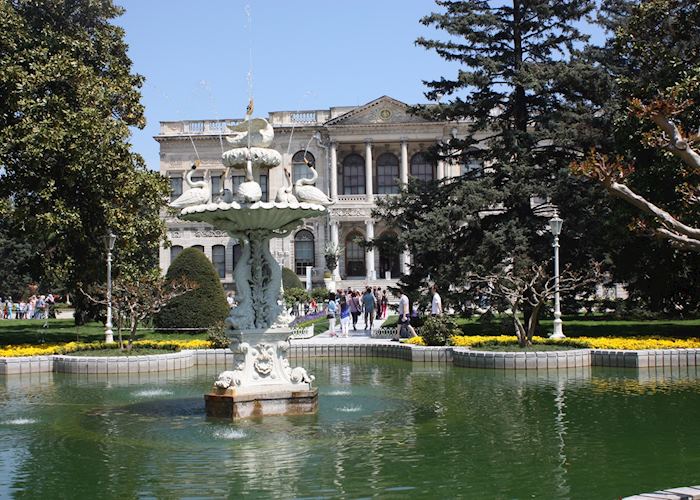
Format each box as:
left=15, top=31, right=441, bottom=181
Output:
left=157, top=95, right=477, bottom=290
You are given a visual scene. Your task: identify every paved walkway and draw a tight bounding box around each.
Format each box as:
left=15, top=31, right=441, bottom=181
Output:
left=302, top=313, right=395, bottom=344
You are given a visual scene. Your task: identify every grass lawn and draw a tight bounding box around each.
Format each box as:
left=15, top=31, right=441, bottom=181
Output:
left=382, top=315, right=700, bottom=338
left=0, top=319, right=208, bottom=346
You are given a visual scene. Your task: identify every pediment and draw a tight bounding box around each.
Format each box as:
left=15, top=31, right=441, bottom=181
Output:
left=325, top=96, right=432, bottom=126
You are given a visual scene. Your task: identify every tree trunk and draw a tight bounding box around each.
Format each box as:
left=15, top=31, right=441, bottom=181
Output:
left=128, top=316, right=138, bottom=350
left=513, top=309, right=530, bottom=347
left=526, top=302, right=544, bottom=344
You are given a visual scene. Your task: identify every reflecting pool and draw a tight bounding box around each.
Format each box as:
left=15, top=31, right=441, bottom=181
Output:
left=1, top=360, right=699, bottom=498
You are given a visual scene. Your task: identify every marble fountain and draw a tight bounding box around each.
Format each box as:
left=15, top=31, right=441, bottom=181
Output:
left=170, top=106, right=333, bottom=419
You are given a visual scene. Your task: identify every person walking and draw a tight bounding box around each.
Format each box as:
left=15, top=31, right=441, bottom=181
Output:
left=362, top=287, right=376, bottom=331
left=393, top=289, right=416, bottom=341
left=339, top=291, right=351, bottom=338
left=349, top=290, right=360, bottom=330
left=380, top=290, right=388, bottom=319
left=431, top=285, right=443, bottom=316
left=326, top=292, right=338, bottom=337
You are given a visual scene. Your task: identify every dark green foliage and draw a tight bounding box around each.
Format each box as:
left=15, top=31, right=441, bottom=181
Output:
left=0, top=0, right=170, bottom=322
left=420, top=316, right=460, bottom=346
left=583, top=0, right=700, bottom=313
left=376, top=0, right=610, bottom=314
left=282, top=267, right=303, bottom=290
left=284, top=288, right=309, bottom=308
left=309, top=287, right=328, bottom=303
left=154, top=248, right=229, bottom=330
left=206, top=321, right=229, bottom=349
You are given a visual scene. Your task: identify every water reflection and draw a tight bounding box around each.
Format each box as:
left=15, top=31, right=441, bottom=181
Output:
left=1, top=360, right=700, bottom=498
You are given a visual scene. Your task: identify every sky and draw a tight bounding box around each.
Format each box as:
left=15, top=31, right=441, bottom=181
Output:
left=114, top=0, right=462, bottom=171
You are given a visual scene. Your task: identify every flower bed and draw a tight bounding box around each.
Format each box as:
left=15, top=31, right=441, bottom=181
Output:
left=0, top=339, right=212, bottom=357
left=406, top=335, right=700, bottom=350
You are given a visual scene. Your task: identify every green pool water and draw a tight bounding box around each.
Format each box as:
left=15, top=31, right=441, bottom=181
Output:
left=1, top=360, right=699, bottom=499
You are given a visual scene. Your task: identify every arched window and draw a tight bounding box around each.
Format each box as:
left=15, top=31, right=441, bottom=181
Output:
left=292, top=151, right=315, bottom=184
left=342, top=154, right=365, bottom=195
left=211, top=174, right=222, bottom=195
left=294, top=230, right=315, bottom=275
left=170, top=245, right=183, bottom=263
left=212, top=245, right=226, bottom=278
left=191, top=245, right=204, bottom=253
left=410, top=152, right=435, bottom=182
left=345, top=232, right=365, bottom=277
left=376, top=153, right=399, bottom=194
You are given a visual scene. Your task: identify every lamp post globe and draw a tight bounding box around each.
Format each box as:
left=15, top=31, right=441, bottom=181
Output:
left=549, top=214, right=565, bottom=339
left=103, top=231, right=116, bottom=344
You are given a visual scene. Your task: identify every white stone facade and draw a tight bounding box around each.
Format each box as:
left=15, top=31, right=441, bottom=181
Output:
left=157, top=96, right=474, bottom=290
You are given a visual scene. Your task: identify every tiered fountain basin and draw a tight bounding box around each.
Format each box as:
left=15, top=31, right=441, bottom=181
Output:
left=180, top=201, right=326, bottom=419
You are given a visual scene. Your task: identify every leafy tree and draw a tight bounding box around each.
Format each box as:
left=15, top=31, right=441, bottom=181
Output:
left=573, top=0, right=700, bottom=312
left=282, top=267, right=303, bottom=290
left=375, top=0, right=607, bottom=320
left=154, top=248, right=229, bottom=331
left=0, top=0, right=170, bottom=321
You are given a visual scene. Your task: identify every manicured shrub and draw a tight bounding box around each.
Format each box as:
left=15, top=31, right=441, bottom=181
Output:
left=420, top=315, right=460, bottom=346
left=284, top=288, right=309, bottom=308
left=207, top=321, right=229, bottom=348
left=283, top=267, right=303, bottom=290
left=310, top=287, right=328, bottom=303
left=154, top=248, right=229, bottom=331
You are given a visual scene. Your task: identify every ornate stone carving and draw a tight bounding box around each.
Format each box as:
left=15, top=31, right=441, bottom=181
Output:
left=193, top=229, right=227, bottom=238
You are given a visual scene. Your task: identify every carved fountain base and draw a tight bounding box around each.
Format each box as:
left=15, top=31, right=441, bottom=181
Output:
left=204, top=328, right=318, bottom=419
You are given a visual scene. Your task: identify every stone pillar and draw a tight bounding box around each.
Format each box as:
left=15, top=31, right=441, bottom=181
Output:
left=365, top=219, right=376, bottom=280
left=437, top=160, right=445, bottom=180
left=330, top=141, right=338, bottom=201
left=400, top=140, right=409, bottom=186
left=401, top=250, right=410, bottom=275
left=365, top=140, right=374, bottom=203
left=330, top=220, right=341, bottom=280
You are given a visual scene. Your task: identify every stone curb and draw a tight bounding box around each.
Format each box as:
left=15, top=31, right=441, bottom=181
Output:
left=2, top=345, right=700, bottom=375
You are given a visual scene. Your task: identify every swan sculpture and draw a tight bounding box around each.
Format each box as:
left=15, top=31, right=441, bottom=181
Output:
left=293, top=159, right=334, bottom=205
left=170, top=162, right=211, bottom=208
left=275, top=167, right=298, bottom=204
left=226, top=98, right=274, bottom=148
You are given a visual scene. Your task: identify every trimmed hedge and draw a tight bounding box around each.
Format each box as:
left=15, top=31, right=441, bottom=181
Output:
left=283, top=267, right=303, bottom=290
left=154, top=248, right=229, bottom=331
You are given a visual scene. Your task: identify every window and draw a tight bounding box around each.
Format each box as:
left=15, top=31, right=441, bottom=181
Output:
left=211, top=174, right=222, bottom=195
left=342, top=154, right=365, bottom=195
left=410, top=152, right=435, bottom=182
left=292, top=151, right=314, bottom=184
left=461, top=155, right=481, bottom=176
left=231, top=175, right=245, bottom=192
left=170, top=245, right=183, bottom=262
left=192, top=245, right=204, bottom=253
left=212, top=245, right=226, bottom=278
left=376, top=153, right=400, bottom=194
left=345, top=232, right=365, bottom=277
left=232, top=243, right=242, bottom=270
left=191, top=175, right=204, bottom=184
left=169, top=176, right=182, bottom=200
left=294, top=230, right=315, bottom=275
left=259, top=174, right=268, bottom=202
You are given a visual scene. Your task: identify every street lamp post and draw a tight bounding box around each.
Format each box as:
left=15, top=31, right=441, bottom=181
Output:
left=103, top=231, right=116, bottom=344
left=549, top=214, right=565, bottom=339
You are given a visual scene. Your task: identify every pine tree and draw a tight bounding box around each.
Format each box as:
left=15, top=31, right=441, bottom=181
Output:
left=376, top=0, right=610, bottom=318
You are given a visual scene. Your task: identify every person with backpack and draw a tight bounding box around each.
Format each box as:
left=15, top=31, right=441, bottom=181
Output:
left=325, top=292, right=338, bottom=337
left=362, top=287, right=376, bottom=331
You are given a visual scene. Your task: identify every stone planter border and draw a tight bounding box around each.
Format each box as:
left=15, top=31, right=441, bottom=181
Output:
left=2, top=343, right=700, bottom=375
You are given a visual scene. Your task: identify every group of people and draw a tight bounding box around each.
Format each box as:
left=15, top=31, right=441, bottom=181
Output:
left=325, top=286, right=390, bottom=337
left=392, top=285, right=442, bottom=341
left=0, top=294, right=55, bottom=320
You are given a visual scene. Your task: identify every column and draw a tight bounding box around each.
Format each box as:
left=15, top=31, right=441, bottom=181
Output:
left=330, top=141, right=338, bottom=201
left=330, top=220, right=341, bottom=280
left=437, top=160, right=445, bottom=180
left=400, top=139, right=409, bottom=186
left=400, top=250, right=410, bottom=275
left=365, top=140, right=374, bottom=203
left=365, top=219, right=376, bottom=280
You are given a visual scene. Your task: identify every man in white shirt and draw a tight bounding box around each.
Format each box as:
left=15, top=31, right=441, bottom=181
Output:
left=393, top=289, right=416, bottom=341
left=431, top=285, right=442, bottom=316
